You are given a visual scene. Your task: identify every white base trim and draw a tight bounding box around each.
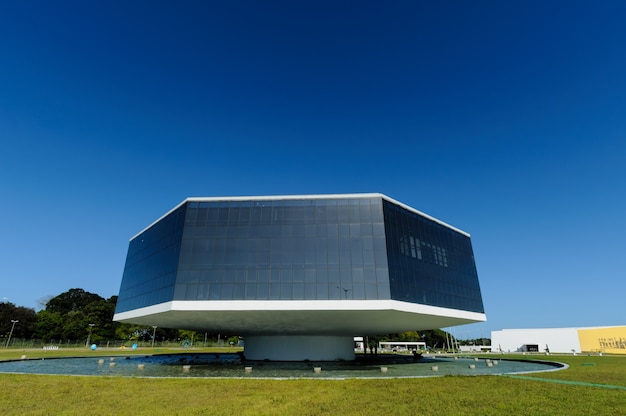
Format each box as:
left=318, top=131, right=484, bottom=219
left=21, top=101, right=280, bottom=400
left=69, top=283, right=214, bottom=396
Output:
left=114, top=299, right=486, bottom=336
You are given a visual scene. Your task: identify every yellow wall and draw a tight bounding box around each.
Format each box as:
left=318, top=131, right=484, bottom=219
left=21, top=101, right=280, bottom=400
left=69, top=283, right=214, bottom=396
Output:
left=578, top=326, right=626, bottom=354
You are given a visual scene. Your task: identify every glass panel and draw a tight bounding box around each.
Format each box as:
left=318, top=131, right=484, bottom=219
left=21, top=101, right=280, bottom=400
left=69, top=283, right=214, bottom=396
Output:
left=268, top=283, right=280, bottom=300
left=304, top=283, right=316, bottom=299
left=366, top=283, right=379, bottom=299
left=233, top=284, right=245, bottom=299
left=280, top=283, right=292, bottom=299
left=245, top=284, right=257, bottom=299
left=256, top=283, right=268, bottom=299
left=292, top=283, right=304, bottom=300
left=317, top=283, right=329, bottom=299
left=352, top=283, right=365, bottom=299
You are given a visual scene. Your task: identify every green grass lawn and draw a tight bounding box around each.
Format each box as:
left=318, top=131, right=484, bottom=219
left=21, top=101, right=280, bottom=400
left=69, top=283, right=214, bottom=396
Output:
left=1, top=349, right=624, bottom=416
left=494, top=353, right=626, bottom=387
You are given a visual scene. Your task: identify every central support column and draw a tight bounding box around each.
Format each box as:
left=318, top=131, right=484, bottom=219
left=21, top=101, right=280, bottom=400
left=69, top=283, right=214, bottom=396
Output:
left=243, top=335, right=355, bottom=361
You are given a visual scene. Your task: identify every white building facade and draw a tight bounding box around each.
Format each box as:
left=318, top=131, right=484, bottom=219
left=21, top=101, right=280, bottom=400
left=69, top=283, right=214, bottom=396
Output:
left=492, top=326, right=626, bottom=354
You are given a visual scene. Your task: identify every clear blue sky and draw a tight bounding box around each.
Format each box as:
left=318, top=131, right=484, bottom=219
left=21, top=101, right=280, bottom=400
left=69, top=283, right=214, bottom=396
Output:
left=1, top=1, right=625, bottom=339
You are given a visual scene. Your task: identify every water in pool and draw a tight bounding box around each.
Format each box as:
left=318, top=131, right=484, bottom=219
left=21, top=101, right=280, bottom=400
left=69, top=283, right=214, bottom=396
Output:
left=0, top=353, right=564, bottom=379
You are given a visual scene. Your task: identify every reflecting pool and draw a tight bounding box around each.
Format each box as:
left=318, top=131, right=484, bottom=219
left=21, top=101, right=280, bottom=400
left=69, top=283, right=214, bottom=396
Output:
left=0, top=353, right=565, bottom=379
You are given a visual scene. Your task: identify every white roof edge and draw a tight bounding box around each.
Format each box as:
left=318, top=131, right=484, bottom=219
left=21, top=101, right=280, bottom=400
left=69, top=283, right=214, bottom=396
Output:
left=130, top=193, right=469, bottom=240
left=379, top=194, right=470, bottom=237
left=129, top=199, right=189, bottom=241
left=186, top=193, right=382, bottom=202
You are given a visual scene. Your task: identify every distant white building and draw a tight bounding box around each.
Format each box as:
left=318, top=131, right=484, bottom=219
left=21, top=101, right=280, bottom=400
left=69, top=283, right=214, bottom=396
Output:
left=353, top=338, right=426, bottom=352
left=459, top=345, right=491, bottom=353
left=491, top=326, right=626, bottom=354
left=379, top=341, right=426, bottom=351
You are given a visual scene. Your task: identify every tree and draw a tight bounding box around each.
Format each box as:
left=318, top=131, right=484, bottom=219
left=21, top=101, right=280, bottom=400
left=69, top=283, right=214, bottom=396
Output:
left=0, top=301, right=37, bottom=339
left=34, top=310, right=64, bottom=340
left=420, top=329, right=455, bottom=350
left=396, top=331, right=421, bottom=342
left=82, top=296, right=118, bottom=340
left=459, top=337, right=491, bottom=346
left=179, top=329, right=200, bottom=345
left=45, top=288, right=104, bottom=314
left=37, top=289, right=120, bottom=343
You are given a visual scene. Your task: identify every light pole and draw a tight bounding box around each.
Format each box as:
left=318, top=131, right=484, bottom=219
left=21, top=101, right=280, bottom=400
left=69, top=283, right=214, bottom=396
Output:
left=5, top=320, right=18, bottom=348
left=152, top=326, right=157, bottom=347
left=85, top=323, right=95, bottom=348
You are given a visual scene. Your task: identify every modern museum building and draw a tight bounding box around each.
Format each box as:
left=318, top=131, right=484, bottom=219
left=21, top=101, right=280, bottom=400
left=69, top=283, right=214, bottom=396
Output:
left=114, top=194, right=486, bottom=360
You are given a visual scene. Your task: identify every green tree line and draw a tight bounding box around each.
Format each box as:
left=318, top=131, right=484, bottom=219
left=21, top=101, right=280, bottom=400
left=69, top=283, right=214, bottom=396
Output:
left=1, top=288, right=183, bottom=344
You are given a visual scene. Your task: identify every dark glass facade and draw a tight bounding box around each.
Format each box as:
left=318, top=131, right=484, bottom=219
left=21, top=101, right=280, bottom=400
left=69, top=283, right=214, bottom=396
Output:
left=115, top=195, right=484, bottom=315
left=115, top=205, right=186, bottom=313
left=382, top=201, right=484, bottom=313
